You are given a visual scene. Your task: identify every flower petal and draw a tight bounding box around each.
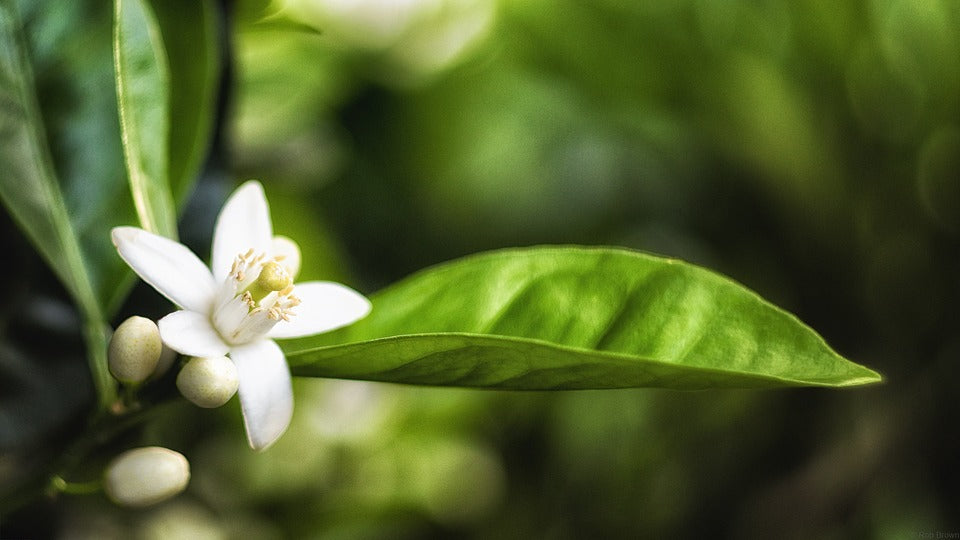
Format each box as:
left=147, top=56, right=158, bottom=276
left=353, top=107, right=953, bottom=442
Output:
left=211, top=181, right=273, bottom=282
left=271, top=235, right=301, bottom=280
left=112, top=227, right=216, bottom=312
left=267, top=282, right=371, bottom=339
left=232, top=339, right=294, bottom=451
left=158, top=310, right=229, bottom=357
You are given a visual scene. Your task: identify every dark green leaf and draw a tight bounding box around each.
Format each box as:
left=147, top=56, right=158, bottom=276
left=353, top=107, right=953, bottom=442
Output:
left=0, top=1, right=140, bottom=407
left=3, top=1, right=142, bottom=314
left=149, top=0, right=220, bottom=205
left=0, top=2, right=99, bottom=317
left=284, top=247, right=881, bottom=389
left=113, top=0, right=177, bottom=237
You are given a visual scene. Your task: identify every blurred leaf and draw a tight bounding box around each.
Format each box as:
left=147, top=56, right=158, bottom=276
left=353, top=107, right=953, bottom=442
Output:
left=285, top=247, right=880, bottom=389
left=0, top=1, right=136, bottom=408
left=267, top=185, right=351, bottom=283
left=4, top=0, right=142, bottom=315
left=113, top=0, right=177, bottom=238
left=0, top=3, right=100, bottom=318
left=0, top=340, right=90, bottom=514
left=148, top=0, right=220, bottom=205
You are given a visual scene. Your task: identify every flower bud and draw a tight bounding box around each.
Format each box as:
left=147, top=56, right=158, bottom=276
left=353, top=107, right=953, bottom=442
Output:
left=104, top=447, right=190, bottom=507
left=176, top=356, right=239, bottom=408
left=108, top=316, right=162, bottom=384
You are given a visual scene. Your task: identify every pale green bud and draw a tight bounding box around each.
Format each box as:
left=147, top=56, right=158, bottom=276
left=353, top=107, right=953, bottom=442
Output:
left=176, top=356, right=239, bottom=408
left=108, top=316, right=162, bottom=384
left=104, top=447, right=190, bottom=507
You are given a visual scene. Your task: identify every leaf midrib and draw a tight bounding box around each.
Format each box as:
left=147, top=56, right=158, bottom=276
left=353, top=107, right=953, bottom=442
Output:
left=284, top=331, right=880, bottom=388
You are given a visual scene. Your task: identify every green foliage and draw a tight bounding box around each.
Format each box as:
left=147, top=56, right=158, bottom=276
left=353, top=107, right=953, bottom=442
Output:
left=112, top=0, right=219, bottom=235
left=148, top=0, right=220, bottom=205
left=0, top=0, right=219, bottom=417
left=0, top=2, right=120, bottom=407
left=286, top=247, right=879, bottom=388
left=0, top=2, right=116, bottom=318
left=7, top=0, right=935, bottom=534
left=113, top=0, right=177, bottom=238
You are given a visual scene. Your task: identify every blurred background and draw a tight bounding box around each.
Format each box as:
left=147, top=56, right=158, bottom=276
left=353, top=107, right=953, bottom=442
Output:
left=3, top=0, right=960, bottom=538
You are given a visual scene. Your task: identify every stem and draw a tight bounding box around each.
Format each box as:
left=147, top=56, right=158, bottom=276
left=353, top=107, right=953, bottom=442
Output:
left=49, top=476, right=102, bottom=495
left=0, top=395, right=177, bottom=515
left=122, top=382, right=140, bottom=408
left=83, top=318, right=117, bottom=412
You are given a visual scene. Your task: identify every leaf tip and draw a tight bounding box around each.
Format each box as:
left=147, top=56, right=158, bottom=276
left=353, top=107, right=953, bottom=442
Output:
left=837, top=364, right=884, bottom=387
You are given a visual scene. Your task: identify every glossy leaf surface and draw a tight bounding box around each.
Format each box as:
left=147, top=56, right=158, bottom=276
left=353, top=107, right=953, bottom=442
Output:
left=1, top=1, right=142, bottom=313
left=0, top=1, right=152, bottom=408
left=285, top=247, right=881, bottom=389
left=0, top=2, right=100, bottom=316
left=148, top=0, right=219, bottom=205
left=114, top=0, right=177, bottom=237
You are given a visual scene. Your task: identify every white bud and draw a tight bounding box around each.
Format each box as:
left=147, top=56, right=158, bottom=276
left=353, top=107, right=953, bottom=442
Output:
left=104, top=447, right=190, bottom=507
left=176, top=356, right=239, bottom=408
left=108, top=316, right=162, bottom=384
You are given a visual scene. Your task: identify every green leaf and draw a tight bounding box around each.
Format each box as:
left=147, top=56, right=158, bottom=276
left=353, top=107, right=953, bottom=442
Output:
left=284, top=247, right=881, bottom=389
left=11, top=1, right=143, bottom=315
left=0, top=1, right=119, bottom=407
left=113, top=0, right=177, bottom=238
left=0, top=3, right=97, bottom=318
left=148, top=0, right=220, bottom=204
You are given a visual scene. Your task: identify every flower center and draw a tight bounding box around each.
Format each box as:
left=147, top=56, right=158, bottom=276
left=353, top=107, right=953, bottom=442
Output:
left=211, top=249, right=301, bottom=345
left=244, top=261, right=292, bottom=303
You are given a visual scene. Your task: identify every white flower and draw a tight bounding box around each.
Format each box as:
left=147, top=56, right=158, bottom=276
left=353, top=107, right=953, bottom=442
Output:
left=111, top=181, right=371, bottom=450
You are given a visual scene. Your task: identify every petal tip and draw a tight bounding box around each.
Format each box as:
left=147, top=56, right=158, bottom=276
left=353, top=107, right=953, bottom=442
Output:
left=248, top=433, right=278, bottom=452
left=238, top=179, right=264, bottom=191
left=357, top=296, right=373, bottom=319
left=233, top=339, right=294, bottom=452
left=111, top=226, right=140, bottom=247
left=243, top=404, right=292, bottom=452
left=233, top=180, right=266, bottom=203
left=342, top=290, right=372, bottom=323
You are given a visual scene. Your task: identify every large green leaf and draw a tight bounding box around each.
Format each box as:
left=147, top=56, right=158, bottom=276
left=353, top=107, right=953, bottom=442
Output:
left=284, top=247, right=880, bottom=389
left=113, top=0, right=177, bottom=238
left=148, top=0, right=220, bottom=205
left=0, top=3, right=96, bottom=316
left=0, top=1, right=122, bottom=407
left=4, top=1, right=143, bottom=314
